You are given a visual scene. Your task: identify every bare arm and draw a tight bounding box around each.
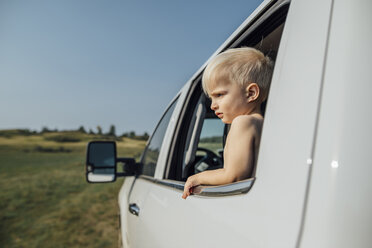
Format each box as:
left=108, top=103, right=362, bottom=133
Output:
left=182, top=115, right=260, bottom=199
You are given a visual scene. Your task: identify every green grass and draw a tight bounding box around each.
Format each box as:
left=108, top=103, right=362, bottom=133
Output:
left=0, top=132, right=146, bottom=248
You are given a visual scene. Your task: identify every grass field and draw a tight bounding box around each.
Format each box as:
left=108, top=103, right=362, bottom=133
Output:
left=0, top=131, right=146, bottom=248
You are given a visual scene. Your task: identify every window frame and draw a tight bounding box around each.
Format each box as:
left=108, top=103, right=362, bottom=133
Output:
left=139, top=96, right=179, bottom=177
left=138, top=175, right=254, bottom=197
left=182, top=94, right=208, bottom=178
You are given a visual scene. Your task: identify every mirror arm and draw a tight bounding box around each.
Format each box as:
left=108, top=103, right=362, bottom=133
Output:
left=134, top=162, right=143, bottom=175
left=116, top=157, right=135, bottom=165
left=116, top=158, right=142, bottom=177
left=116, top=172, right=134, bottom=177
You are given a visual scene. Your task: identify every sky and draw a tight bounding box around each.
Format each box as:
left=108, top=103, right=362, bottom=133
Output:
left=0, top=0, right=263, bottom=135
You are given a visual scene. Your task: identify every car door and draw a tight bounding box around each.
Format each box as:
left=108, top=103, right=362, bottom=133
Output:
left=124, top=0, right=333, bottom=247
left=123, top=92, right=187, bottom=247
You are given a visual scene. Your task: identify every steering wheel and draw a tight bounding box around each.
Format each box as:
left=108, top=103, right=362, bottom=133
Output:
left=194, top=147, right=223, bottom=173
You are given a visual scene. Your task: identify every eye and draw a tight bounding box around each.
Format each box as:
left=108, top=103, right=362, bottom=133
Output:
left=211, top=91, right=226, bottom=98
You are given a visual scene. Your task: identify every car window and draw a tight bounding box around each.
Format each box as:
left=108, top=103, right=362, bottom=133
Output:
left=194, top=117, right=224, bottom=174
left=166, top=2, right=289, bottom=191
left=198, top=118, right=224, bottom=156
left=141, top=98, right=178, bottom=177
left=180, top=94, right=225, bottom=179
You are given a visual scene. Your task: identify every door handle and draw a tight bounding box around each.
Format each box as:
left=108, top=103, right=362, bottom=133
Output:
left=129, top=203, right=140, bottom=216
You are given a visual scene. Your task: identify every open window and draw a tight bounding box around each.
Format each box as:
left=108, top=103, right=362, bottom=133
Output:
left=164, top=0, right=290, bottom=195
left=181, top=94, right=225, bottom=180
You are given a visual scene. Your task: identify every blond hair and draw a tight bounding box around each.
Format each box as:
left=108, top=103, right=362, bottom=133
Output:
left=202, top=47, right=274, bottom=101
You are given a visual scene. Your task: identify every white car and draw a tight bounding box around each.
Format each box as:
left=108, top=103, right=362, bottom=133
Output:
left=85, top=0, right=372, bottom=247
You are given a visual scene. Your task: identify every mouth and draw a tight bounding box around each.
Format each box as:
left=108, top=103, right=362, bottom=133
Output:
left=215, top=112, right=223, bottom=118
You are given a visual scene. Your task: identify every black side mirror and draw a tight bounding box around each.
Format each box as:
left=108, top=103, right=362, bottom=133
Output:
left=86, top=141, right=117, bottom=183
left=86, top=141, right=139, bottom=183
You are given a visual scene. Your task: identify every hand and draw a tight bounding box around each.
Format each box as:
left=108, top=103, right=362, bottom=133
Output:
left=182, top=175, right=199, bottom=199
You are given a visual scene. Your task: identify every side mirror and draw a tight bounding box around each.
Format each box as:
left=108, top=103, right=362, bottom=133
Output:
left=86, top=141, right=138, bottom=183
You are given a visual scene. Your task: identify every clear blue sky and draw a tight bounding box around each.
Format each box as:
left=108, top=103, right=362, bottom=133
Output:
left=0, top=0, right=263, bottom=135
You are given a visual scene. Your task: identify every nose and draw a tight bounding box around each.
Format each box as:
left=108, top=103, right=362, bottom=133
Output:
left=210, top=100, right=218, bottom=111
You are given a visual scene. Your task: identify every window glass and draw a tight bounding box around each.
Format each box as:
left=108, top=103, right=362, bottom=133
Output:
left=194, top=118, right=224, bottom=174
left=198, top=118, right=224, bottom=155
left=141, top=99, right=178, bottom=177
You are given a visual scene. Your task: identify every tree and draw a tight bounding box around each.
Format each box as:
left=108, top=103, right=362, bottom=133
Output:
left=41, top=126, right=51, bottom=133
left=108, top=125, right=116, bottom=136
left=129, top=131, right=136, bottom=139
left=78, top=126, right=86, bottom=133
left=138, top=132, right=149, bottom=140
left=143, top=132, right=149, bottom=140
left=88, top=129, right=95, bottom=135
left=97, top=125, right=102, bottom=135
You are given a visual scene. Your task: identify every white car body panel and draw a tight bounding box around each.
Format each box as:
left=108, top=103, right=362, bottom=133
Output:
left=115, top=0, right=372, bottom=247
left=118, top=176, right=135, bottom=248
left=300, top=0, right=372, bottom=247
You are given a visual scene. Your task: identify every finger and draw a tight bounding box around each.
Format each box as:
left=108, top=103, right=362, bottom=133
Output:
left=182, top=190, right=188, bottom=199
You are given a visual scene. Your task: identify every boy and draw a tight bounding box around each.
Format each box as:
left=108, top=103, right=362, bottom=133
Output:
left=182, top=47, right=273, bottom=199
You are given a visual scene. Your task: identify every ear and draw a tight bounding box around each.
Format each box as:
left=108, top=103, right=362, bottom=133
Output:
left=245, top=83, right=260, bottom=103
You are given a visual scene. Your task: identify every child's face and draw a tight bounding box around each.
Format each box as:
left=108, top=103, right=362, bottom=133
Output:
left=208, top=80, right=254, bottom=124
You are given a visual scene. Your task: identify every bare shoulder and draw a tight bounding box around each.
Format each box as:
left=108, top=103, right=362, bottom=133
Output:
left=230, top=114, right=263, bottom=132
